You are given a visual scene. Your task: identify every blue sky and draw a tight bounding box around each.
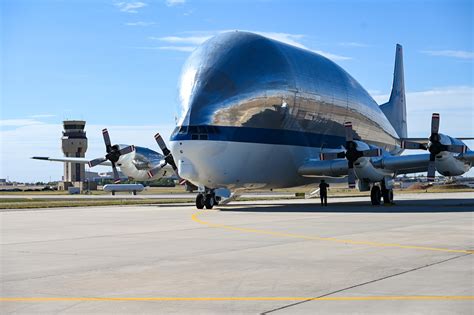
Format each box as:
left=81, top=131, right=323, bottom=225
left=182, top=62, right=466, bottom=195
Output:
left=1, top=0, right=473, bottom=182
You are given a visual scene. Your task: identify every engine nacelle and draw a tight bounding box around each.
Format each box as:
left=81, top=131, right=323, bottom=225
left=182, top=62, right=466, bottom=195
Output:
left=435, top=151, right=471, bottom=176
left=432, top=135, right=471, bottom=176
left=354, top=157, right=392, bottom=182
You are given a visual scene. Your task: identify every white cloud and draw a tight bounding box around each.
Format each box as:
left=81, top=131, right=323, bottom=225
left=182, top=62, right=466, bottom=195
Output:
left=311, top=50, right=352, bottom=61
left=134, top=46, right=196, bottom=52
left=150, top=35, right=212, bottom=45
left=421, top=50, right=474, bottom=60
left=253, top=32, right=305, bottom=49
left=0, top=120, right=175, bottom=182
left=150, top=30, right=351, bottom=61
left=166, top=0, right=186, bottom=6
left=114, top=2, right=147, bottom=13
left=367, top=89, right=382, bottom=95
left=158, top=46, right=196, bottom=52
left=125, top=21, right=155, bottom=26
left=0, top=118, right=45, bottom=127
left=30, top=114, right=56, bottom=118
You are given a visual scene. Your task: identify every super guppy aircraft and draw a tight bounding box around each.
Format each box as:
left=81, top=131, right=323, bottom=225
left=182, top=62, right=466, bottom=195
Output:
left=34, top=31, right=474, bottom=208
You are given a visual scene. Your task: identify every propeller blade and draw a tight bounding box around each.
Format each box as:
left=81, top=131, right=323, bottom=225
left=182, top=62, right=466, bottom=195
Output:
left=427, top=154, right=436, bottom=182
left=431, top=113, right=440, bottom=135
left=344, top=122, right=353, bottom=142
left=445, top=144, right=468, bottom=154
left=118, top=145, right=135, bottom=156
left=147, top=165, right=165, bottom=179
left=401, top=140, right=427, bottom=150
left=152, top=132, right=180, bottom=178
left=362, top=148, right=382, bottom=157
left=154, top=133, right=171, bottom=156
left=167, top=159, right=178, bottom=173
left=102, top=128, right=112, bottom=152
left=111, top=162, right=121, bottom=183
left=88, top=157, right=107, bottom=167
left=347, top=166, right=356, bottom=189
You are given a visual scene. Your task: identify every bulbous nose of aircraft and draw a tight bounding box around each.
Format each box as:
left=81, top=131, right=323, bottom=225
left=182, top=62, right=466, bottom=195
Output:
left=177, top=31, right=295, bottom=127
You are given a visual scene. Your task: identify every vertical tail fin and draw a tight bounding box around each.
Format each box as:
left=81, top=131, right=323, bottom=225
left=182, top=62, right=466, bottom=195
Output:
left=380, top=44, right=407, bottom=138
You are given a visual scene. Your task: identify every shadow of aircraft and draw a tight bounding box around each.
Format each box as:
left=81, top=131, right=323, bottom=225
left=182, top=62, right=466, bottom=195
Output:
left=216, top=198, right=474, bottom=213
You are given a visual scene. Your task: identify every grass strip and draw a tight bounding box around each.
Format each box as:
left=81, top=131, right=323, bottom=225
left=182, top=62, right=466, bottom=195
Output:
left=0, top=199, right=193, bottom=209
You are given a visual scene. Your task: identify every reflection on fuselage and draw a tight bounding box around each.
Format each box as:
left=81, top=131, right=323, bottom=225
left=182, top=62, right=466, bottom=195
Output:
left=132, top=147, right=163, bottom=170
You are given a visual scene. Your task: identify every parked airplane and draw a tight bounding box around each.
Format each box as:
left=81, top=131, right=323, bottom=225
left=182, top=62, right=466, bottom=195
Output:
left=33, top=31, right=474, bottom=208
left=33, top=129, right=175, bottom=182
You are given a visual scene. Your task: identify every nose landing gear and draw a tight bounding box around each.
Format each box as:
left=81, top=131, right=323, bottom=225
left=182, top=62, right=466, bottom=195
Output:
left=196, top=193, right=205, bottom=209
left=195, top=190, right=219, bottom=209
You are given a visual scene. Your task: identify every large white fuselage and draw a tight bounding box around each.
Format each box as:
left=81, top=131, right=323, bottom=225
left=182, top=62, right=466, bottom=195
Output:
left=171, top=140, right=320, bottom=189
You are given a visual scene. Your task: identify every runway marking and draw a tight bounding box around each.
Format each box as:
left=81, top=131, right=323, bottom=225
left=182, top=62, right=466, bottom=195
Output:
left=191, top=212, right=472, bottom=254
left=1, top=296, right=473, bottom=302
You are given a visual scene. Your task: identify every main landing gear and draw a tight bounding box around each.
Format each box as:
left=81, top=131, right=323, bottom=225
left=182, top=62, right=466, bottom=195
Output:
left=370, top=182, right=393, bottom=206
left=370, top=185, right=382, bottom=205
left=196, top=190, right=219, bottom=209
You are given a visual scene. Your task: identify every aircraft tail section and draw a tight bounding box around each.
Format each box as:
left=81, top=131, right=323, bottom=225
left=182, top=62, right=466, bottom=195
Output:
left=380, top=44, right=407, bottom=138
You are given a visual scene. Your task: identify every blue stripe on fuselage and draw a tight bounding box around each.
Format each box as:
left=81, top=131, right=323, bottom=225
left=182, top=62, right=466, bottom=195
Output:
left=170, top=125, right=346, bottom=148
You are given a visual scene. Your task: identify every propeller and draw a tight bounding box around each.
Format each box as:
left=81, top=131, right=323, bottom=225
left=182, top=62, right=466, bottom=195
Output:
left=426, top=113, right=468, bottom=181
left=147, top=133, right=180, bottom=180
left=320, top=122, right=382, bottom=188
left=401, top=113, right=468, bottom=182
left=88, top=128, right=135, bottom=183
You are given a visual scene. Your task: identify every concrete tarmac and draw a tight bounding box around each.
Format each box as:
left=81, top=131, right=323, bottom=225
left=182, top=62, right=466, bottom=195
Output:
left=1, top=193, right=473, bottom=314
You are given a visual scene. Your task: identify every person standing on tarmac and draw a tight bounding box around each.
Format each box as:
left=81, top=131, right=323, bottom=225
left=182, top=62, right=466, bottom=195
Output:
left=319, top=180, right=330, bottom=206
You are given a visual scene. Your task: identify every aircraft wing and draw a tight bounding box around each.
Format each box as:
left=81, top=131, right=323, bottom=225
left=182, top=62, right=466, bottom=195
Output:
left=371, top=154, right=430, bottom=174
left=298, top=152, right=473, bottom=177
left=31, top=156, right=112, bottom=166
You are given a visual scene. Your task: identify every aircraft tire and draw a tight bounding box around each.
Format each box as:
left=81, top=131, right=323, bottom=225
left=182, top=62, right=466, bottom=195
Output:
left=204, top=194, right=215, bottom=209
left=371, top=186, right=381, bottom=206
left=383, top=188, right=393, bottom=204
left=196, top=194, right=205, bottom=209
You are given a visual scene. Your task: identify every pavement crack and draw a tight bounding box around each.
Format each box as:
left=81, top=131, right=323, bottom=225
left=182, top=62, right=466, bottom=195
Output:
left=260, top=252, right=472, bottom=314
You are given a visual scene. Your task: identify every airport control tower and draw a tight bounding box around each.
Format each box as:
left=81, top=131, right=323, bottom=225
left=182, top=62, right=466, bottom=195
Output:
left=61, top=120, right=88, bottom=189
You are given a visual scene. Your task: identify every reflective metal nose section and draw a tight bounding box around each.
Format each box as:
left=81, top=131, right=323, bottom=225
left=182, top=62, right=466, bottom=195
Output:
left=179, top=31, right=294, bottom=127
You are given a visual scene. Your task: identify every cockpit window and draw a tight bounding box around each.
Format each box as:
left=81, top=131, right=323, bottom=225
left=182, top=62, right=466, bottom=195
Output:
left=173, top=125, right=219, bottom=140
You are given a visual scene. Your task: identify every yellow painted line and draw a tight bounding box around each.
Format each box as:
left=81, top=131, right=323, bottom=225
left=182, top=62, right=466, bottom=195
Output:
left=1, top=296, right=473, bottom=302
left=192, top=212, right=472, bottom=254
